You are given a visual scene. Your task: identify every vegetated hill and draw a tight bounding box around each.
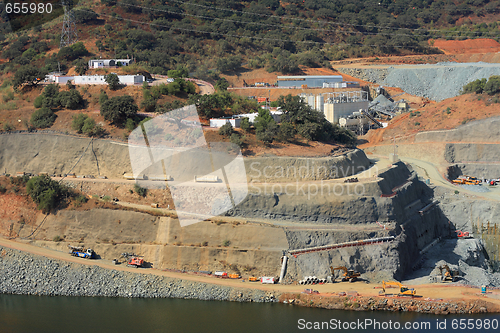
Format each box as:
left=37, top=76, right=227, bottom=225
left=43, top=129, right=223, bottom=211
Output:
left=361, top=93, right=500, bottom=146
left=1, top=0, right=500, bottom=79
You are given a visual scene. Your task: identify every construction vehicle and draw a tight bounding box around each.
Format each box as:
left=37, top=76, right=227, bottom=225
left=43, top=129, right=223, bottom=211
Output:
left=330, top=266, right=361, bottom=282
left=455, top=230, right=471, bottom=238
left=248, top=276, right=259, bottom=282
left=381, top=281, right=416, bottom=296
left=121, top=253, right=144, bottom=268
left=452, top=175, right=481, bottom=185
left=68, top=245, right=95, bottom=259
left=439, top=265, right=459, bottom=282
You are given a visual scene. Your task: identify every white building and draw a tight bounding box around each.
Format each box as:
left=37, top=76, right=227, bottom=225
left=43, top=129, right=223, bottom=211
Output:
left=88, top=59, right=133, bottom=68
left=73, top=75, right=144, bottom=85
left=210, top=118, right=241, bottom=128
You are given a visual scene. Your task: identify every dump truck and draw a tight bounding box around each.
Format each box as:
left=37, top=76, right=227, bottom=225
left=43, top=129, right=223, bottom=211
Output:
left=439, top=265, right=459, bottom=282
left=380, top=281, right=416, bottom=296
left=330, top=266, right=361, bottom=282
left=68, top=245, right=95, bottom=259
left=452, top=175, right=481, bottom=185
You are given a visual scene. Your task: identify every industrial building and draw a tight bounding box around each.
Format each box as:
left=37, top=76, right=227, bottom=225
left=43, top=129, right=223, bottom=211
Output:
left=88, top=59, right=133, bottom=68
left=298, top=93, right=324, bottom=113
left=277, top=75, right=343, bottom=88
left=323, top=91, right=369, bottom=123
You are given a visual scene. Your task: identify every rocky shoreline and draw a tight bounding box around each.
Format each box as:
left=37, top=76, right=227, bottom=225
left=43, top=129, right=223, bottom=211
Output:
left=0, top=246, right=278, bottom=303
left=0, top=245, right=497, bottom=314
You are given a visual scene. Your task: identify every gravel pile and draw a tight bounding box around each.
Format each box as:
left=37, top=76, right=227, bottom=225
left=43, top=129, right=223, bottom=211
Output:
left=339, top=63, right=500, bottom=101
left=0, top=246, right=278, bottom=302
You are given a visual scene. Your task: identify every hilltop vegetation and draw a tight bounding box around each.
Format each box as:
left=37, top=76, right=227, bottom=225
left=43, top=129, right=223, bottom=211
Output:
left=0, top=0, right=499, bottom=78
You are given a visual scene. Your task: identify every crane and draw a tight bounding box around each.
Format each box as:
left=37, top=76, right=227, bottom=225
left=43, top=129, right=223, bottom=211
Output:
left=330, top=266, right=361, bottom=282
left=381, top=281, right=416, bottom=296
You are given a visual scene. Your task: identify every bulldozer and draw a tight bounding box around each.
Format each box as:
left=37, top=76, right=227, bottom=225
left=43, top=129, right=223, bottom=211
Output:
left=380, top=281, right=416, bottom=296
left=330, top=266, right=361, bottom=282
left=439, top=264, right=459, bottom=282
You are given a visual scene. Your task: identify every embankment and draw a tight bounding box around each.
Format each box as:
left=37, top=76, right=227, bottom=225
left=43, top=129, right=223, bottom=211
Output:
left=337, top=63, right=500, bottom=101
left=0, top=245, right=277, bottom=302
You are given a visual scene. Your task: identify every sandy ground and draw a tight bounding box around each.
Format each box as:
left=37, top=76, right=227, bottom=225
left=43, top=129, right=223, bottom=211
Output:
left=1, top=236, right=499, bottom=311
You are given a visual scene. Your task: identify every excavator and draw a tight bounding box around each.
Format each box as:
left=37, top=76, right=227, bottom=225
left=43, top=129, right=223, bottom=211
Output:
left=439, top=265, right=459, bottom=282
left=330, top=266, right=361, bottom=282
left=120, top=253, right=144, bottom=268
left=380, top=281, right=416, bottom=296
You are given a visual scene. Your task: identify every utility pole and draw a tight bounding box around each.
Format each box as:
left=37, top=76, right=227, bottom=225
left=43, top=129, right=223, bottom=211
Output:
left=60, top=0, right=78, bottom=48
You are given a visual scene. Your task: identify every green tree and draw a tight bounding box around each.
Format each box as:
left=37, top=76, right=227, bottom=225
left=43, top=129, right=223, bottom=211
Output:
left=82, top=117, right=104, bottom=137
left=105, top=73, right=121, bottom=90
left=484, top=76, right=500, bottom=95
left=100, top=95, right=138, bottom=126
left=218, top=123, right=233, bottom=136
left=461, top=78, right=487, bottom=94
left=26, top=175, right=67, bottom=214
left=277, top=121, right=296, bottom=142
left=254, top=109, right=275, bottom=133
left=74, top=59, right=88, bottom=75
left=13, top=66, right=46, bottom=90
left=240, top=117, right=251, bottom=131
left=31, top=107, right=56, bottom=128
left=57, top=90, right=84, bottom=109
left=215, top=78, right=230, bottom=91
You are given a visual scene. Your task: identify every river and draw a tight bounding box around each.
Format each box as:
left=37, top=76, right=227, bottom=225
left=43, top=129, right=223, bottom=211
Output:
left=1, top=294, right=498, bottom=333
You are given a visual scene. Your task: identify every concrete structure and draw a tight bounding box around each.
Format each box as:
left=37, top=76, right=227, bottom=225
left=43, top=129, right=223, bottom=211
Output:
left=323, top=91, right=369, bottom=123
left=73, top=75, right=144, bottom=85
left=277, top=75, right=343, bottom=88
left=88, top=59, right=133, bottom=68
left=299, top=93, right=324, bottom=113
left=209, top=118, right=241, bottom=128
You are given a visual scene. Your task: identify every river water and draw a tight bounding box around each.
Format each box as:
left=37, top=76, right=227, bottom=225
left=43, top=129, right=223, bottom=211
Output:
left=1, top=294, right=498, bottom=333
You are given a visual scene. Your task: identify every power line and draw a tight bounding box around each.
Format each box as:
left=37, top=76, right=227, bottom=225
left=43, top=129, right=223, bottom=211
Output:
left=79, top=8, right=418, bottom=49
left=114, top=2, right=499, bottom=39
left=168, top=0, right=496, bottom=35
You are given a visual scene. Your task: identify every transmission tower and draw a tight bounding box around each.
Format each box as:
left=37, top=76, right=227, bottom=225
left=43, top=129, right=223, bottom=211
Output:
left=60, top=1, right=78, bottom=48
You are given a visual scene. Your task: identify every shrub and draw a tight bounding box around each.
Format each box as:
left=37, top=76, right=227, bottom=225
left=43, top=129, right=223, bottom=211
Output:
left=33, top=95, right=43, bottom=108
left=71, top=113, right=88, bottom=133
left=3, top=122, right=14, bottom=131
left=134, top=184, right=147, bottom=197
left=30, top=107, right=56, bottom=128
left=0, top=185, right=6, bottom=194
left=99, top=90, right=108, bottom=105
left=222, top=240, right=231, bottom=247
left=2, top=91, right=14, bottom=102
left=53, top=235, right=62, bottom=242
left=218, top=123, right=233, bottom=137
left=26, top=175, right=67, bottom=213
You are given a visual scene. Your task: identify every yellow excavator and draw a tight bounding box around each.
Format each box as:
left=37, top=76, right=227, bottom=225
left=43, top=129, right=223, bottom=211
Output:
left=330, top=266, right=361, bottom=282
left=381, top=281, right=416, bottom=296
left=439, top=265, right=459, bottom=282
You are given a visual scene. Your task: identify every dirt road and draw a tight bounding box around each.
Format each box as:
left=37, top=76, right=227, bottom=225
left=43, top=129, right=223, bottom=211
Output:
left=1, top=236, right=499, bottom=308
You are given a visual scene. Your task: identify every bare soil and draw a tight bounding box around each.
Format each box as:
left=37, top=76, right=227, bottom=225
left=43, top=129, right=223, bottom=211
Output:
left=360, top=93, right=500, bottom=147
